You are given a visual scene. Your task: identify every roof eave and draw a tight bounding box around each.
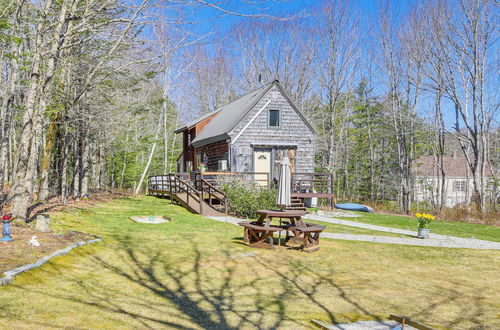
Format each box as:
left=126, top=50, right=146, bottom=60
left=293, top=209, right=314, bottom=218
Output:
left=173, top=109, right=222, bottom=134
left=226, top=82, right=276, bottom=136
left=273, top=82, right=317, bottom=135
left=191, top=133, right=230, bottom=148
left=174, top=126, right=188, bottom=134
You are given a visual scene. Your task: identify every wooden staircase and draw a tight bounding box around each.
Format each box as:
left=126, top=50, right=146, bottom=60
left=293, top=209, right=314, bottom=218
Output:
left=148, top=174, right=227, bottom=217
left=286, top=196, right=306, bottom=211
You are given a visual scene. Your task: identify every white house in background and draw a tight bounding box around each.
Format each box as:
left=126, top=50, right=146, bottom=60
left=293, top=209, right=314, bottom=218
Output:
left=414, top=155, right=494, bottom=208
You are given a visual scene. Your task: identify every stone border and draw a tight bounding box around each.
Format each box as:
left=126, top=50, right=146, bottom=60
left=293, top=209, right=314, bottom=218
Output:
left=0, top=236, right=102, bottom=285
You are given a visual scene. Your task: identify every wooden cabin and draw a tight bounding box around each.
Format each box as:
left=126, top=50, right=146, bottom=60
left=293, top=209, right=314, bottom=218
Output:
left=175, top=80, right=316, bottom=183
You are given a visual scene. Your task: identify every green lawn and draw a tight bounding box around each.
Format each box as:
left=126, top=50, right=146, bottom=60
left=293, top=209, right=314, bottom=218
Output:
left=0, top=196, right=499, bottom=329
left=333, top=212, right=500, bottom=242
left=251, top=216, right=405, bottom=237
left=302, top=219, right=406, bottom=237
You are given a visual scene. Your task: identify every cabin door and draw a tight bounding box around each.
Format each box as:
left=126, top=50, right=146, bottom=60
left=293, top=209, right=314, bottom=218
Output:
left=253, top=149, right=271, bottom=186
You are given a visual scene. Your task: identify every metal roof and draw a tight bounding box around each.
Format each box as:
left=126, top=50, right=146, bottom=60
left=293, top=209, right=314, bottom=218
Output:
left=191, top=80, right=316, bottom=147
left=174, top=109, right=221, bottom=134
left=191, top=82, right=273, bottom=147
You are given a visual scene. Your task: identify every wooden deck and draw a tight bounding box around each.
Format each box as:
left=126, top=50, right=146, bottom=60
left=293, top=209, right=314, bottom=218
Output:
left=148, top=172, right=335, bottom=215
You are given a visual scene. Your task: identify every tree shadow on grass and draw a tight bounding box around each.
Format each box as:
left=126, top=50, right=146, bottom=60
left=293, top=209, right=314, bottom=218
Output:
left=104, top=242, right=311, bottom=328
left=407, top=283, right=490, bottom=329
left=6, top=237, right=492, bottom=329
left=8, top=239, right=298, bottom=328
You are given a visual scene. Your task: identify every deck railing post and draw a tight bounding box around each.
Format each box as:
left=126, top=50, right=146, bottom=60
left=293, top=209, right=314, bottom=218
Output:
left=330, top=173, right=334, bottom=209
left=169, top=175, right=173, bottom=203
left=208, top=185, right=212, bottom=206
left=199, top=190, right=203, bottom=214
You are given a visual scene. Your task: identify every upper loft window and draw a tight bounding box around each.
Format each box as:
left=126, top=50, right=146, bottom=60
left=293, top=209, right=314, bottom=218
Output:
left=269, top=109, right=280, bottom=128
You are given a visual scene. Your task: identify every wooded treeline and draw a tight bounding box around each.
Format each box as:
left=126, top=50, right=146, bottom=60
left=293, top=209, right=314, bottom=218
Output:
left=0, top=0, right=182, bottom=222
left=0, top=0, right=498, bottom=222
left=184, top=0, right=498, bottom=216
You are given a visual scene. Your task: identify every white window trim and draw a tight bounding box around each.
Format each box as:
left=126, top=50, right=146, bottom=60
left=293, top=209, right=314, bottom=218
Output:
left=268, top=109, right=281, bottom=128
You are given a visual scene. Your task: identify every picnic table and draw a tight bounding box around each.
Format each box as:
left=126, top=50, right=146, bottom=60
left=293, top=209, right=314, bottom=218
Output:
left=238, top=209, right=325, bottom=252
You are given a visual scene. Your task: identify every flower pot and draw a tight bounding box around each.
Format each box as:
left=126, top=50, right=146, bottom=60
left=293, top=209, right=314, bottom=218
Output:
left=418, top=228, right=430, bottom=239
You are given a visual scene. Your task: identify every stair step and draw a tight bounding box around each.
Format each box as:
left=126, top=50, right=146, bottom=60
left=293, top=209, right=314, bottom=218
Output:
left=286, top=206, right=307, bottom=210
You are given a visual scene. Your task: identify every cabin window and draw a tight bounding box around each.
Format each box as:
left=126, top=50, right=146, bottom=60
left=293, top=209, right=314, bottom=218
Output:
left=455, top=180, right=466, bottom=192
left=268, top=109, right=280, bottom=127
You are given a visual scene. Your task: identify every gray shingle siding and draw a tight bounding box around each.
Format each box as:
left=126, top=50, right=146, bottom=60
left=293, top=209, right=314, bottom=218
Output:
left=229, top=85, right=315, bottom=175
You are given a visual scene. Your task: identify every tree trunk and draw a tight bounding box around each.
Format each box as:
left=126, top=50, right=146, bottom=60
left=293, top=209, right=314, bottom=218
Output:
left=60, top=132, right=69, bottom=205
left=37, top=113, right=61, bottom=201
left=10, top=0, right=70, bottom=222
left=80, top=131, right=90, bottom=198
left=134, top=110, right=163, bottom=194
left=72, top=136, right=81, bottom=199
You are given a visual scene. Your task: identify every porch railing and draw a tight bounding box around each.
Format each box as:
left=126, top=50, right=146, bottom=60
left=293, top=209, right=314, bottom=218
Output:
left=291, top=172, right=335, bottom=195
left=192, top=172, right=270, bottom=188
left=148, top=174, right=204, bottom=214
left=148, top=171, right=335, bottom=210
left=148, top=173, right=228, bottom=214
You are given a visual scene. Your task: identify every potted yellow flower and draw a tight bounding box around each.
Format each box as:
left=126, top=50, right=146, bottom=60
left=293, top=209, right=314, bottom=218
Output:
left=415, top=213, right=435, bottom=239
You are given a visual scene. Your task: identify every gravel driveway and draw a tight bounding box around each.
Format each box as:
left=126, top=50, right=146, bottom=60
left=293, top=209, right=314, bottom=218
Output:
left=208, top=215, right=500, bottom=250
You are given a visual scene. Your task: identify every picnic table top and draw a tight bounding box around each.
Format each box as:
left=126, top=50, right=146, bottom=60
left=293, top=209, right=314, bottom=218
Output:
left=238, top=221, right=283, bottom=232
left=256, top=209, right=307, bottom=217
left=238, top=220, right=325, bottom=232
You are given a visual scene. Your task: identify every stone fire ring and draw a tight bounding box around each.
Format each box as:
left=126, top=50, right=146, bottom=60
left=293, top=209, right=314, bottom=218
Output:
left=129, top=215, right=171, bottom=224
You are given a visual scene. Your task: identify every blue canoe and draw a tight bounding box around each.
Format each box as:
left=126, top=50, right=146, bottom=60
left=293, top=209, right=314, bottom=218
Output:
left=334, top=203, right=374, bottom=213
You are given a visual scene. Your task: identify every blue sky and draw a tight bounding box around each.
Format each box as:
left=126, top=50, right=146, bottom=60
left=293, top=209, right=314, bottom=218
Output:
left=145, top=1, right=498, bottom=129
left=167, top=0, right=408, bottom=40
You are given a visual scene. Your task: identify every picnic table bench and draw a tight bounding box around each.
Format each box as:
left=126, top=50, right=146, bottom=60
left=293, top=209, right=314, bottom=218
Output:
left=238, top=221, right=283, bottom=250
left=238, top=210, right=325, bottom=252
left=284, top=223, right=325, bottom=253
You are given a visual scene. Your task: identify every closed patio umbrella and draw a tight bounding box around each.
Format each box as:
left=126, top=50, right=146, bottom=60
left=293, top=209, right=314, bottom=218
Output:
left=276, top=156, right=291, bottom=210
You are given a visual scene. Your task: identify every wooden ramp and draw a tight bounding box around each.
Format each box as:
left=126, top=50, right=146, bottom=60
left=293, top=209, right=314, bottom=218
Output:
left=148, top=174, right=227, bottom=217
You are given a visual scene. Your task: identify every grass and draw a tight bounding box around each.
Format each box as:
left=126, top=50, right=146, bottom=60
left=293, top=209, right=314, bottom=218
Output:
left=333, top=211, right=500, bottom=242
left=0, top=196, right=499, bottom=329
left=301, top=219, right=406, bottom=238
left=250, top=216, right=405, bottom=237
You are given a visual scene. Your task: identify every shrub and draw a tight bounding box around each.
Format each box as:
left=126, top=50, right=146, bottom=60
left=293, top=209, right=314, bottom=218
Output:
left=222, top=183, right=276, bottom=218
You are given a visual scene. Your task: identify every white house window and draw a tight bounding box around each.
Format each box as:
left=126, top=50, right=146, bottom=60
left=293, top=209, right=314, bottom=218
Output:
left=455, top=180, right=466, bottom=192
left=269, top=109, right=280, bottom=127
